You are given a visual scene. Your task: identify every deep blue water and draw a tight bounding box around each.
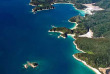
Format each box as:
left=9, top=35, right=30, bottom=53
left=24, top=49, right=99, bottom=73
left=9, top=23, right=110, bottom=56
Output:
left=0, top=0, right=95, bottom=74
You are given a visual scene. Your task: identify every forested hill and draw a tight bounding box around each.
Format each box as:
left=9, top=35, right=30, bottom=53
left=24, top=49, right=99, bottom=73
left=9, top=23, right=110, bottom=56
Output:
left=69, top=0, right=110, bottom=72
left=74, top=0, right=110, bottom=37
left=30, top=0, right=53, bottom=5
left=71, top=0, right=102, bottom=3
left=55, top=0, right=110, bottom=72
left=72, top=0, right=110, bottom=9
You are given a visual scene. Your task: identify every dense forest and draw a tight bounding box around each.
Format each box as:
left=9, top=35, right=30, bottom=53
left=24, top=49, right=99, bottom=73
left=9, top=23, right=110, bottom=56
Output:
left=75, top=38, right=110, bottom=68
left=30, top=0, right=53, bottom=5
left=68, top=0, right=110, bottom=70
left=72, top=0, right=102, bottom=3
left=74, top=3, right=86, bottom=9
left=30, top=0, right=54, bottom=12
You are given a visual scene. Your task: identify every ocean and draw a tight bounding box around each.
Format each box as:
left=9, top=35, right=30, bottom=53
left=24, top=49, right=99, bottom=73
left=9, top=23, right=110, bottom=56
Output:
left=0, top=0, right=95, bottom=74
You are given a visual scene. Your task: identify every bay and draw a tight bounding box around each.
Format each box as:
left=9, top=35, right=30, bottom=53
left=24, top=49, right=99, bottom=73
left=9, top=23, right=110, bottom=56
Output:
left=0, top=0, right=95, bottom=74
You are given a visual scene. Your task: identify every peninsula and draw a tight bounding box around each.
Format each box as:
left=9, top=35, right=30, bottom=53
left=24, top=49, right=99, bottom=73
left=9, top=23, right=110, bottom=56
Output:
left=48, top=27, right=74, bottom=38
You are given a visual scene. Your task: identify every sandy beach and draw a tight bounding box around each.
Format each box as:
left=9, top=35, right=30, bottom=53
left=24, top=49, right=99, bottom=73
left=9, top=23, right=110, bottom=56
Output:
left=73, top=55, right=101, bottom=74
left=54, top=2, right=74, bottom=5
left=68, top=16, right=101, bottom=74
left=67, top=20, right=85, bottom=53
left=68, top=20, right=78, bottom=29
left=48, top=3, right=102, bottom=73
left=48, top=30, right=64, bottom=34
left=73, top=41, right=85, bottom=53
left=83, top=3, right=104, bottom=15
left=79, top=29, right=93, bottom=38
left=67, top=21, right=85, bottom=52
left=83, top=4, right=104, bottom=11
left=99, top=67, right=110, bottom=74
left=67, top=21, right=85, bottom=53
left=72, top=22, right=78, bottom=30
left=48, top=30, right=66, bottom=39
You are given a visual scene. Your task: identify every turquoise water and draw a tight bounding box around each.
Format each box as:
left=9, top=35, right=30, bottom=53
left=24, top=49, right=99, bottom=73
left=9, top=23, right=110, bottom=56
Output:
left=0, top=0, right=95, bottom=74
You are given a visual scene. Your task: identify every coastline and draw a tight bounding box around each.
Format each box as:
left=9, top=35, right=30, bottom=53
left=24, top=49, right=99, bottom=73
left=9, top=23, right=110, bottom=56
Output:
left=73, top=41, right=85, bottom=53
left=32, top=8, right=54, bottom=13
left=29, top=0, right=54, bottom=13
left=68, top=21, right=78, bottom=30
left=68, top=6, right=101, bottom=73
left=48, top=3, right=101, bottom=73
left=54, top=2, right=85, bottom=16
left=48, top=30, right=66, bottom=39
left=68, top=20, right=85, bottom=52
left=69, top=18, right=101, bottom=74
left=48, top=30, right=64, bottom=34
left=54, top=2, right=74, bottom=5
left=73, top=55, right=101, bottom=74
left=72, top=4, right=86, bottom=16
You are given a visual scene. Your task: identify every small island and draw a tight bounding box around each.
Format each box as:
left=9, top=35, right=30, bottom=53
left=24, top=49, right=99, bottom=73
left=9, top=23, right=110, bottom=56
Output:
left=29, top=0, right=54, bottom=13
left=23, top=61, right=38, bottom=69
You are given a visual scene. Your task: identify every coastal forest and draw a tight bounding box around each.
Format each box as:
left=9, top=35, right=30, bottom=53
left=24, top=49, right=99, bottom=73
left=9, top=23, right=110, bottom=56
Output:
left=30, top=0, right=110, bottom=72
left=70, top=0, right=110, bottom=69
left=30, top=0, right=54, bottom=12
left=57, top=0, right=110, bottom=70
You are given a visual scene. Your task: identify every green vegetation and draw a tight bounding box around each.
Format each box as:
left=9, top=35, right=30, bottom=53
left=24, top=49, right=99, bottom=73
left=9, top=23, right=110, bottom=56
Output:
left=69, top=15, right=88, bottom=35
left=33, top=5, right=54, bottom=12
left=61, top=33, right=67, bottom=38
left=72, top=0, right=102, bottom=4
left=69, top=15, right=84, bottom=23
left=95, top=0, right=110, bottom=9
left=70, top=0, right=110, bottom=69
left=74, top=3, right=86, bottom=9
left=51, top=0, right=110, bottom=69
left=30, top=0, right=54, bottom=12
left=75, top=38, right=110, bottom=68
left=49, top=27, right=74, bottom=37
left=30, top=0, right=53, bottom=5
left=30, top=0, right=110, bottom=70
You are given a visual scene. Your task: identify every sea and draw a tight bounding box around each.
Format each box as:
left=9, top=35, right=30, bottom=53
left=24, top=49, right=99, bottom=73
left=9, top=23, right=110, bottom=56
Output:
left=0, top=0, right=95, bottom=74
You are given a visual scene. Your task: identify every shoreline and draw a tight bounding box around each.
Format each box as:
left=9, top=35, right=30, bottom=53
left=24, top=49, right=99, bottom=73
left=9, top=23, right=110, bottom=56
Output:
left=68, top=7, right=101, bottom=73
left=72, top=4, right=86, bottom=16
left=73, top=55, right=101, bottom=74
left=30, top=2, right=74, bottom=13
left=32, top=8, right=54, bottom=13
left=54, top=2, right=74, bottom=5
left=48, top=3, right=101, bottom=73
left=48, top=30, right=64, bottom=34
left=48, top=30, right=66, bottom=39
left=68, top=21, right=78, bottom=30
left=73, top=41, right=85, bottom=53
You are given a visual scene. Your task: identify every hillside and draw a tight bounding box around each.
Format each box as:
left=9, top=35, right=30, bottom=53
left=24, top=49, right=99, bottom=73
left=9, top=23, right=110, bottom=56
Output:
left=70, top=0, right=110, bottom=73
